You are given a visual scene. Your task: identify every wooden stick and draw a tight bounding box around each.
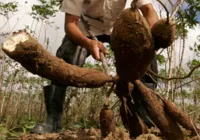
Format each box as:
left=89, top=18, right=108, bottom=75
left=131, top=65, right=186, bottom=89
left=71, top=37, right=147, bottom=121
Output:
left=148, top=64, right=200, bottom=80
left=81, top=16, right=110, bottom=75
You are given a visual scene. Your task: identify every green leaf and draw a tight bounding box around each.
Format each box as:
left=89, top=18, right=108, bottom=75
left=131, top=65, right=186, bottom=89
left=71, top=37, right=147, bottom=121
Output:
left=24, top=123, right=35, bottom=129
left=73, top=124, right=82, bottom=129
left=1, top=127, right=7, bottom=134
left=157, top=54, right=166, bottom=65
left=22, top=127, right=27, bottom=134
left=1, top=136, right=6, bottom=140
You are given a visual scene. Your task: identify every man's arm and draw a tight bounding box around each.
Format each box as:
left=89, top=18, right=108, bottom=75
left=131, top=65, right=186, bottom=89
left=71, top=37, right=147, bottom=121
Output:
left=64, top=13, right=109, bottom=60
left=139, top=4, right=159, bottom=28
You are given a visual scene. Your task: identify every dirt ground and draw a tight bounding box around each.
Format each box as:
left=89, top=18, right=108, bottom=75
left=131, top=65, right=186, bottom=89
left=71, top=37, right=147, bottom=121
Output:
left=17, top=127, right=200, bottom=140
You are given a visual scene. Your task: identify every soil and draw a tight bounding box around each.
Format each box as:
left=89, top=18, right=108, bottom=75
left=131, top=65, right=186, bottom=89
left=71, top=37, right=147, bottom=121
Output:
left=15, top=127, right=200, bottom=140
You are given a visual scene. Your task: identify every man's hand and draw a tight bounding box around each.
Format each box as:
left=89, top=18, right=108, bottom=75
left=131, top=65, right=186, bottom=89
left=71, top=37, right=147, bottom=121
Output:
left=87, top=39, right=109, bottom=60
left=65, top=13, right=109, bottom=61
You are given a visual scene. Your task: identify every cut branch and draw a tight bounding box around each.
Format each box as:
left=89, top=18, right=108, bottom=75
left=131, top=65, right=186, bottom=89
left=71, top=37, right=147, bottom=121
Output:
left=175, top=77, right=200, bottom=89
left=148, top=64, right=200, bottom=80
left=2, top=31, right=114, bottom=88
left=157, top=0, right=170, bottom=23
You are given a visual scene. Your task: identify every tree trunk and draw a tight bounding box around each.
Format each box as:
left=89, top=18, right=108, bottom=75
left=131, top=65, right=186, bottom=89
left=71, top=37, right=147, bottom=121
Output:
left=166, top=44, right=175, bottom=99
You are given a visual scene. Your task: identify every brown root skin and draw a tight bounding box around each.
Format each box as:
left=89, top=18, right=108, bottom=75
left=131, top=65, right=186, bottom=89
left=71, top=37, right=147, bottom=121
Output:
left=100, top=105, right=115, bottom=137
left=116, top=81, right=149, bottom=137
left=115, top=80, right=148, bottom=137
left=151, top=18, right=176, bottom=50
left=134, top=80, right=184, bottom=140
left=120, top=103, right=148, bottom=138
left=111, top=8, right=155, bottom=83
left=163, top=99, right=198, bottom=132
left=2, top=31, right=113, bottom=88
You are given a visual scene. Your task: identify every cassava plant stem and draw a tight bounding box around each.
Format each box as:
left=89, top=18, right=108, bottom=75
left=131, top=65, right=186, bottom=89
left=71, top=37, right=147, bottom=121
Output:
left=81, top=16, right=110, bottom=75
left=148, top=63, right=200, bottom=80
left=171, top=0, right=184, bottom=18
left=105, top=83, right=115, bottom=105
left=157, top=0, right=170, bottom=23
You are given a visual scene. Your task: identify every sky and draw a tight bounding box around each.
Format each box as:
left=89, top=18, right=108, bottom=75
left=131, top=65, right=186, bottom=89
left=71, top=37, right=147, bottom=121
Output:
left=0, top=0, right=200, bottom=67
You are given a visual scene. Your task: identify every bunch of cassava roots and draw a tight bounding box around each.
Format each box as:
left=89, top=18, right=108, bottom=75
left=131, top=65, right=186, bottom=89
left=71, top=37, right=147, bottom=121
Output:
left=108, top=1, right=198, bottom=140
left=2, top=1, right=198, bottom=140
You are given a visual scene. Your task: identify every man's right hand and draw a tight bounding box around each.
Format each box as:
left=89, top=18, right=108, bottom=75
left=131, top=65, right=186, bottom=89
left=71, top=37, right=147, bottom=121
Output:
left=65, top=13, right=109, bottom=61
left=86, top=39, right=109, bottom=61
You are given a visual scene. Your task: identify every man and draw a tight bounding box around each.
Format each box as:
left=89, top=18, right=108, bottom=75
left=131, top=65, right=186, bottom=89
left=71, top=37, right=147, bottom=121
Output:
left=31, top=0, right=159, bottom=134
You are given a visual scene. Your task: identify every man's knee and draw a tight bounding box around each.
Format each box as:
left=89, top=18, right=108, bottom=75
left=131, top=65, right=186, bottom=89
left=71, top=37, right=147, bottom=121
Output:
left=56, top=35, right=88, bottom=66
left=144, top=83, right=156, bottom=90
left=56, top=35, right=77, bottom=64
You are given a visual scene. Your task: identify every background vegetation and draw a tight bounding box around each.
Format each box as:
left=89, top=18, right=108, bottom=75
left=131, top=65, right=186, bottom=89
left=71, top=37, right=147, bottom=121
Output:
left=0, top=0, right=200, bottom=139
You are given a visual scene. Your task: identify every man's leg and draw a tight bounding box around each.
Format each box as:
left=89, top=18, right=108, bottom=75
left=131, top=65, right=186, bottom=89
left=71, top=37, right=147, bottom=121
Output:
left=31, top=35, right=89, bottom=134
left=31, top=85, right=66, bottom=134
left=133, top=55, right=158, bottom=128
left=132, top=83, right=156, bottom=128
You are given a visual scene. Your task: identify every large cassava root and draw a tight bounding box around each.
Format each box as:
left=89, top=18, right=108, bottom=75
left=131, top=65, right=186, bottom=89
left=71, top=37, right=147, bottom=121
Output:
left=110, top=8, right=155, bottom=84
left=149, top=89, right=200, bottom=133
left=100, top=104, right=115, bottom=137
left=162, top=98, right=199, bottom=132
left=151, top=18, right=176, bottom=50
left=134, top=80, right=184, bottom=140
left=2, top=31, right=113, bottom=88
left=110, top=7, right=183, bottom=137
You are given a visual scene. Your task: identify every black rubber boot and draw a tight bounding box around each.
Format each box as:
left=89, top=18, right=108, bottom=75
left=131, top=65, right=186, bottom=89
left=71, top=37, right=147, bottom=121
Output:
left=132, top=83, right=156, bottom=128
left=31, top=85, right=66, bottom=134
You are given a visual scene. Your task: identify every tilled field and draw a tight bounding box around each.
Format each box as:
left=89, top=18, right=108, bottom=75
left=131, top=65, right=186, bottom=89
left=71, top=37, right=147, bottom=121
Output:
left=18, top=127, right=200, bottom=140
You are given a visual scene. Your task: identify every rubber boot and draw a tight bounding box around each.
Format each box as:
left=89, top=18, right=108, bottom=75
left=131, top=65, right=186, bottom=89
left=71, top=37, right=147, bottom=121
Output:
left=31, top=85, right=66, bottom=134
left=52, top=85, right=66, bottom=132
left=132, top=83, right=155, bottom=128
